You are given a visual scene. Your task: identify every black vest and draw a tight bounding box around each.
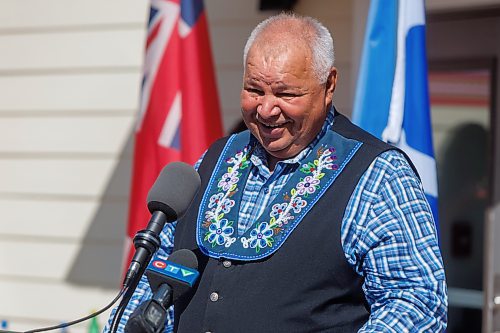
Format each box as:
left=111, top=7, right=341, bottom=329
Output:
left=173, top=113, right=397, bottom=332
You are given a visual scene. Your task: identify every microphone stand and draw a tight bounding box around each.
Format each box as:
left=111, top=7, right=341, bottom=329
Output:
left=110, top=211, right=166, bottom=333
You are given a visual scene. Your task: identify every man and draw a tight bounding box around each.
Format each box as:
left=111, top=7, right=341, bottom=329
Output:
left=107, top=13, right=447, bottom=332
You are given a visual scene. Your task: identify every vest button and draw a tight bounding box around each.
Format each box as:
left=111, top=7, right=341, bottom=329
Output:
left=222, top=260, right=232, bottom=268
left=209, top=292, right=219, bottom=302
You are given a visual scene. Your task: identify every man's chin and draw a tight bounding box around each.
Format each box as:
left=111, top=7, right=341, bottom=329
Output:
left=262, top=140, right=287, bottom=153
left=262, top=143, right=298, bottom=161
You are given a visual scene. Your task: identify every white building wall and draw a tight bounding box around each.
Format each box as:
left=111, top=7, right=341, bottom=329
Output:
left=0, top=0, right=148, bottom=331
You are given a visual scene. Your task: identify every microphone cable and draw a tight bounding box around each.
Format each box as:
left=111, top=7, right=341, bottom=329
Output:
left=109, top=269, right=143, bottom=333
left=19, top=286, right=127, bottom=333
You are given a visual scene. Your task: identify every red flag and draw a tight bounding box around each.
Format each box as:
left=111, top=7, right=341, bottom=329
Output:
left=125, top=0, right=223, bottom=270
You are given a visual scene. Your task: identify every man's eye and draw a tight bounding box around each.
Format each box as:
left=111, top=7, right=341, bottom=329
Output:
left=246, top=88, right=264, bottom=95
left=277, top=92, right=298, bottom=99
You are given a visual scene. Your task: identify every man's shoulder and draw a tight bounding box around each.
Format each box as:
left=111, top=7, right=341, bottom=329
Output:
left=332, top=111, right=392, bottom=151
left=373, top=150, right=418, bottom=178
left=332, top=111, right=419, bottom=180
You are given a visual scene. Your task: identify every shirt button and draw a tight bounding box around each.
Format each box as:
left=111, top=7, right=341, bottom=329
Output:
left=222, top=260, right=232, bottom=268
left=263, top=187, right=269, bottom=194
left=210, top=292, right=219, bottom=302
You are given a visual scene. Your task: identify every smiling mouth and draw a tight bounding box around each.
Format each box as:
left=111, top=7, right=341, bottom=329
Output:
left=257, top=118, right=290, bottom=129
left=262, top=122, right=283, bottom=128
left=256, top=113, right=289, bottom=129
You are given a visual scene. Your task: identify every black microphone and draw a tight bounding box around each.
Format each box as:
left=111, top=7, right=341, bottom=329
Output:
left=111, top=163, right=201, bottom=333
left=124, top=249, right=199, bottom=333
left=123, top=162, right=201, bottom=288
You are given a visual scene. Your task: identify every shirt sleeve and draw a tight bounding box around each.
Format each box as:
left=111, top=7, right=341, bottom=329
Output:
left=342, top=150, right=448, bottom=332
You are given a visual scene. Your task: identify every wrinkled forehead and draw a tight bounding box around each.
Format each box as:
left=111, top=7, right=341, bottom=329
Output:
left=246, top=34, right=312, bottom=68
left=243, top=46, right=317, bottom=88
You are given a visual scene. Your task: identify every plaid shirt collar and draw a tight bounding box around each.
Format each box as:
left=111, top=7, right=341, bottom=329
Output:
left=250, top=108, right=336, bottom=174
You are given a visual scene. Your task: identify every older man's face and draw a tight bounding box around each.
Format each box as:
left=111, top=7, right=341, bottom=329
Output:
left=241, top=40, right=336, bottom=166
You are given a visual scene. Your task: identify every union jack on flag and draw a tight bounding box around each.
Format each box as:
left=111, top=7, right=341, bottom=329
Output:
left=125, top=0, right=223, bottom=269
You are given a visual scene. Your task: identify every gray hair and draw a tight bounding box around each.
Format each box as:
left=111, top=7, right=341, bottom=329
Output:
left=243, top=13, right=335, bottom=83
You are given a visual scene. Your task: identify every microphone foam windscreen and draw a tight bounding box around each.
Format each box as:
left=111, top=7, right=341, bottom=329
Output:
left=167, top=249, right=199, bottom=270
left=147, top=162, right=201, bottom=221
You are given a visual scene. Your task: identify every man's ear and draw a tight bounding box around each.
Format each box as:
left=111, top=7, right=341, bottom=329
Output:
left=325, top=67, right=338, bottom=105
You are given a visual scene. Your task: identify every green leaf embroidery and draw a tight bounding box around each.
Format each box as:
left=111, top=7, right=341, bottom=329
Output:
left=300, top=167, right=311, bottom=173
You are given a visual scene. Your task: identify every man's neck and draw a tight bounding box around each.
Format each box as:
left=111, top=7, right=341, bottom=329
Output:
left=267, top=154, right=280, bottom=172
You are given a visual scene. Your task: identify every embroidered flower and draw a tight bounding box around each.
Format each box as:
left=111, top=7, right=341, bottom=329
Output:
left=220, top=198, right=235, bottom=213
left=270, top=203, right=288, bottom=217
left=206, top=218, right=234, bottom=246
left=300, top=161, right=317, bottom=174
left=324, top=162, right=339, bottom=170
left=290, top=197, right=307, bottom=213
left=235, top=150, right=245, bottom=159
left=218, top=172, right=239, bottom=191
left=296, top=176, right=320, bottom=195
left=208, top=193, right=224, bottom=208
left=275, top=214, right=294, bottom=227
left=226, top=148, right=248, bottom=165
left=324, top=156, right=334, bottom=163
left=205, top=210, right=216, bottom=221
left=249, top=222, right=274, bottom=250
left=208, top=193, right=235, bottom=213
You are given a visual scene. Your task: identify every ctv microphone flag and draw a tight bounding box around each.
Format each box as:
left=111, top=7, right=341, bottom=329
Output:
left=147, top=256, right=200, bottom=291
left=126, top=0, right=223, bottom=269
left=352, top=0, right=440, bottom=235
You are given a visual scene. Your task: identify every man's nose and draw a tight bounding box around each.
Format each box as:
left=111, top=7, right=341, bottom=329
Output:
left=257, top=95, right=280, bottom=118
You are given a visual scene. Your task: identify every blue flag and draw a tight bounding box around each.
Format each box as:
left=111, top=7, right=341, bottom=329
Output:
left=352, top=0, right=440, bottom=235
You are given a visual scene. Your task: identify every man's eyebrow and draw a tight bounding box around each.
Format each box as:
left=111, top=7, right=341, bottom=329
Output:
left=274, top=83, right=302, bottom=91
left=243, top=77, right=263, bottom=84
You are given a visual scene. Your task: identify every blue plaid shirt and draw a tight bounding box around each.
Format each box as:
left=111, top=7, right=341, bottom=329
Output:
left=106, top=111, right=447, bottom=332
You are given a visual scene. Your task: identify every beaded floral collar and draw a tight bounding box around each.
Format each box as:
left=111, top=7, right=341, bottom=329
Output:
left=196, top=130, right=362, bottom=261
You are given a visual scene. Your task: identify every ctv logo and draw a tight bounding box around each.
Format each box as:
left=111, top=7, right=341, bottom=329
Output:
left=152, top=260, right=167, bottom=269
left=152, top=260, right=179, bottom=274
left=152, top=260, right=196, bottom=278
